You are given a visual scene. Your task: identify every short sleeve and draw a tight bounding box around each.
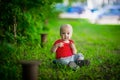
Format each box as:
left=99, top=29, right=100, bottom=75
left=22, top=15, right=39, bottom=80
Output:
left=69, top=40, right=74, bottom=44
left=53, top=39, right=62, bottom=45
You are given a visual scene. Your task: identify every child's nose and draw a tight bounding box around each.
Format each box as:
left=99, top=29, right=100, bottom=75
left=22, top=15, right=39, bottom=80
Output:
left=65, top=34, right=68, bottom=36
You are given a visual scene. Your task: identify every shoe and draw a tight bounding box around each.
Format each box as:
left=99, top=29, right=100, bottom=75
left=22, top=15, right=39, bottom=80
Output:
left=52, top=60, right=57, bottom=64
left=76, top=60, right=90, bottom=67
left=68, top=61, right=79, bottom=70
left=83, top=60, right=90, bottom=66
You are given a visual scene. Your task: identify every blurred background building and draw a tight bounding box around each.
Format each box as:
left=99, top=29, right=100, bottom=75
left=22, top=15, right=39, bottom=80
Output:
left=58, top=0, right=120, bottom=24
left=63, top=0, right=120, bottom=9
left=87, top=0, right=120, bottom=10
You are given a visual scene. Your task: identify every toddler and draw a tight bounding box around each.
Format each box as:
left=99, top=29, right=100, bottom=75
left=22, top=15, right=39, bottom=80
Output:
left=51, top=24, right=89, bottom=69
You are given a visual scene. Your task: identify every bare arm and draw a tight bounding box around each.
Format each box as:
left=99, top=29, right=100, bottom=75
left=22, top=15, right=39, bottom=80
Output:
left=70, top=43, right=77, bottom=54
left=51, top=44, right=58, bottom=53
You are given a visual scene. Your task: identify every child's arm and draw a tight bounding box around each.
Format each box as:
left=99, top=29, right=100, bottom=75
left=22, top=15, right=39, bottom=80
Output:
left=51, top=42, right=64, bottom=53
left=70, top=42, right=77, bottom=54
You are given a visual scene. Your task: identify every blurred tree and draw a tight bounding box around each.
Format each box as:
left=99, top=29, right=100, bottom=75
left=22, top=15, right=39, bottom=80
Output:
left=0, top=0, right=62, bottom=44
left=0, top=0, right=63, bottom=80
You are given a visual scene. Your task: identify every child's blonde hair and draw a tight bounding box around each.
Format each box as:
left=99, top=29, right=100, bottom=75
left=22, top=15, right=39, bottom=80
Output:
left=60, top=24, right=73, bottom=34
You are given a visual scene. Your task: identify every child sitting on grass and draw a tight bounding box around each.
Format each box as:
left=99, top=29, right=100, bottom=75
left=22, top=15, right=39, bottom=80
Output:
left=51, top=24, right=90, bottom=70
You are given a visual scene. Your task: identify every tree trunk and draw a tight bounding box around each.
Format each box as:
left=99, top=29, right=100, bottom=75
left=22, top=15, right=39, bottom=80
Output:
left=13, top=16, right=17, bottom=43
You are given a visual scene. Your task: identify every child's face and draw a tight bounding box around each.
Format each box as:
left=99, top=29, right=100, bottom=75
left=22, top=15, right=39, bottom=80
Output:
left=60, top=26, right=72, bottom=41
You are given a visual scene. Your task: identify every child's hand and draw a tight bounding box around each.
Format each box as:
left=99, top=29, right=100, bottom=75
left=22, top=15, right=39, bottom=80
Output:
left=57, top=42, right=64, bottom=47
left=51, top=42, right=64, bottom=53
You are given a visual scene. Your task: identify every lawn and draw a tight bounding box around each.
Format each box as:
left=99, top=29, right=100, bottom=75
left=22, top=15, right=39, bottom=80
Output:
left=36, top=19, right=120, bottom=80
left=2, top=18, right=119, bottom=80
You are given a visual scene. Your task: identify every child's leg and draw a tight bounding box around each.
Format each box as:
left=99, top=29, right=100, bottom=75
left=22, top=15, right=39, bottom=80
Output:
left=74, top=53, right=84, bottom=61
left=55, top=56, right=74, bottom=65
left=53, top=56, right=79, bottom=70
left=73, top=53, right=90, bottom=67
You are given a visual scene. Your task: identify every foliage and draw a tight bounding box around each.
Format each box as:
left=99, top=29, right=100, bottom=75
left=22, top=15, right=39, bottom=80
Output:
left=0, top=0, right=62, bottom=80
left=0, top=0, right=62, bottom=43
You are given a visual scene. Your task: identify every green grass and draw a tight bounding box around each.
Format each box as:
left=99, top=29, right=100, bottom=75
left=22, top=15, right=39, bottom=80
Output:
left=1, top=18, right=120, bottom=80
left=37, top=19, right=120, bottom=80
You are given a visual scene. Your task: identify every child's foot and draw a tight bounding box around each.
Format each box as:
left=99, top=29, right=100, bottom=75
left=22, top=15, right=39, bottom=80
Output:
left=68, top=61, right=79, bottom=70
left=76, top=60, right=90, bottom=67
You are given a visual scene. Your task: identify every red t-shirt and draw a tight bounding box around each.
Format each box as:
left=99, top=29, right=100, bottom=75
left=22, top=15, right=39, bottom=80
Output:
left=53, top=39, right=74, bottom=59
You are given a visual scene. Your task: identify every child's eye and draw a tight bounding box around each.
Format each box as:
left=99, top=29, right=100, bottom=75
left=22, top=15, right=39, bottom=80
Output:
left=67, top=33, right=69, bottom=35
